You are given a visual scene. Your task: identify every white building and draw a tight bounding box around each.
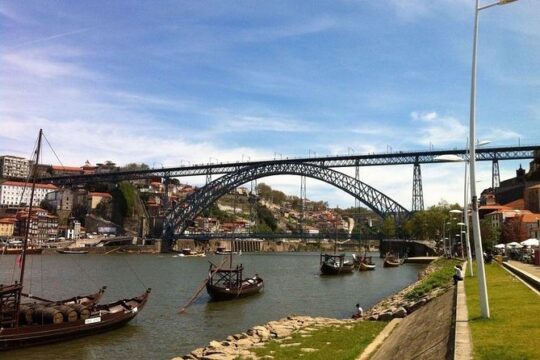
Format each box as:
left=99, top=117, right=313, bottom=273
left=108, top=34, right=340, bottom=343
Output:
left=0, top=156, right=31, bottom=179
left=0, top=181, right=58, bottom=207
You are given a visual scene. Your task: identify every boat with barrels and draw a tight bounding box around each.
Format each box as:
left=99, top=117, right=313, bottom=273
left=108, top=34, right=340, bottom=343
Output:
left=206, top=262, right=263, bottom=301
left=0, top=129, right=151, bottom=351
left=320, top=253, right=355, bottom=275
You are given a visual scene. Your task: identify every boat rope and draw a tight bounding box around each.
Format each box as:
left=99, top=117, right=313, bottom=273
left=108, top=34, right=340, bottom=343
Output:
left=178, top=257, right=227, bottom=314
left=121, top=255, right=147, bottom=290
left=42, top=132, right=65, bottom=168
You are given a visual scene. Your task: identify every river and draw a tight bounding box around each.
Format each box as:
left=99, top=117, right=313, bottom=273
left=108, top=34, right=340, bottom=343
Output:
left=0, top=252, right=425, bottom=359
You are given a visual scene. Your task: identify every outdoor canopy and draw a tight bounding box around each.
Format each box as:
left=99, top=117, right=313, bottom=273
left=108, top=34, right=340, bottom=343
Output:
left=520, top=238, right=539, bottom=247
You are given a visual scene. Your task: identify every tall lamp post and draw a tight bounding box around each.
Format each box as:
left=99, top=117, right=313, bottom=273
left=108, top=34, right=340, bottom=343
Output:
left=469, top=0, right=518, bottom=319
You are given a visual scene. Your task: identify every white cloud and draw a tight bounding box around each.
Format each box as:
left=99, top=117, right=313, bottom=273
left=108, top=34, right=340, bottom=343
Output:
left=409, top=111, right=468, bottom=146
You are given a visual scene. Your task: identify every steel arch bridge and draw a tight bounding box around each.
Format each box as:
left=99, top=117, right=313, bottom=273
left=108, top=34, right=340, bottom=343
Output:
left=163, top=162, right=410, bottom=245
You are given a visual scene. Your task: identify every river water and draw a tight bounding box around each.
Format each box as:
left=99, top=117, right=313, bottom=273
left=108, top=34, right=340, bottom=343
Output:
left=0, top=252, right=425, bottom=359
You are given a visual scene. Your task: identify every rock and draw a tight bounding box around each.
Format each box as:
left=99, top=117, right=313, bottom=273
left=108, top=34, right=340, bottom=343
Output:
left=368, top=314, right=379, bottom=321
left=232, top=333, right=247, bottom=340
left=378, top=312, right=394, bottom=321
left=394, top=307, right=407, bottom=318
left=270, top=325, right=294, bottom=338
left=190, top=348, right=204, bottom=358
left=300, top=348, right=318, bottom=353
left=201, top=354, right=236, bottom=360
left=208, top=340, right=222, bottom=348
left=236, top=338, right=255, bottom=348
left=280, top=342, right=301, bottom=347
left=253, top=325, right=271, bottom=341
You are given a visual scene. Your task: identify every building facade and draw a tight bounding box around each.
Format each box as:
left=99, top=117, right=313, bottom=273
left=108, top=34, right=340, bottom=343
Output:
left=0, top=181, right=58, bottom=207
left=0, top=156, right=31, bottom=180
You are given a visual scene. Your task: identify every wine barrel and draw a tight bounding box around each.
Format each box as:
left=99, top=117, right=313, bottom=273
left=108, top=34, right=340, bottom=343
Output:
left=55, top=305, right=78, bottom=322
left=70, top=304, right=90, bottom=320
left=19, top=304, right=34, bottom=324
left=33, top=305, right=64, bottom=324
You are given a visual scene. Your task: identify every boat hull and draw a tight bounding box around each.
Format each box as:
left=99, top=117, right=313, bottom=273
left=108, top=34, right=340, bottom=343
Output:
left=56, top=250, right=89, bottom=254
left=359, top=262, right=376, bottom=271
left=0, top=289, right=150, bottom=351
left=383, top=260, right=400, bottom=268
left=320, top=261, right=355, bottom=275
left=206, top=279, right=263, bottom=301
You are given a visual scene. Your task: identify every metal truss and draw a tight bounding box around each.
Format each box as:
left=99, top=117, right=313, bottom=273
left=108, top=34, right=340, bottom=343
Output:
left=412, top=161, right=424, bottom=212
left=174, top=232, right=365, bottom=241
left=40, top=145, right=539, bottom=185
left=163, top=162, right=410, bottom=242
left=492, top=159, right=500, bottom=189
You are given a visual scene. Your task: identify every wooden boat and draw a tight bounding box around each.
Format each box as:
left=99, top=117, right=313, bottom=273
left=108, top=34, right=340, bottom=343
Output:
left=359, top=256, right=376, bottom=271
left=0, top=130, right=151, bottom=351
left=206, top=263, right=263, bottom=301
left=320, top=254, right=355, bottom=275
left=214, top=247, right=240, bottom=255
left=174, top=248, right=205, bottom=257
left=56, top=249, right=89, bottom=255
left=0, top=287, right=150, bottom=351
left=383, top=253, right=401, bottom=268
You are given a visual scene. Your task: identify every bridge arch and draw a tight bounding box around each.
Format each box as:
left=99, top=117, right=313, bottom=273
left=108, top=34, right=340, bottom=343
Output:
left=164, top=162, right=410, bottom=240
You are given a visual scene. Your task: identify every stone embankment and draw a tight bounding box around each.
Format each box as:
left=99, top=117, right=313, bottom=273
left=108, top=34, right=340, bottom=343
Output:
left=174, top=315, right=356, bottom=360
left=365, top=264, right=449, bottom=322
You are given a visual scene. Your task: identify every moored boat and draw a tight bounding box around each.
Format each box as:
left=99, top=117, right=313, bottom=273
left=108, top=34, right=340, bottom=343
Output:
left=359, top=256, right=376, bottom=271
left=1, top=246, right=43, bottom=255
left=56, top=249, right=89, bottom=255
left=320, top=254, right=355, bottom=275
left=383, top=253, right=401, bottom=268
left=206, top=263, right=263, bottom=301
left=0, top=288, right=150, bottom=351
left=0, top=129, right=151, bottom=351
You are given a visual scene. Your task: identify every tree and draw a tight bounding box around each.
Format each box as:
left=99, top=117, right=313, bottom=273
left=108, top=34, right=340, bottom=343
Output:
left=382, top=217, right=396, bottom=238
left=501, top=216, right=527, bottom=243
left=121, top=163, right=150, bottom=171
left=480, top=219, right=499, bottom=249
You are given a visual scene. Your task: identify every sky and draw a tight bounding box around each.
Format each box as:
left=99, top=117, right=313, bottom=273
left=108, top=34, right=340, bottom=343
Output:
left=1, top=0, right=539, bottom=211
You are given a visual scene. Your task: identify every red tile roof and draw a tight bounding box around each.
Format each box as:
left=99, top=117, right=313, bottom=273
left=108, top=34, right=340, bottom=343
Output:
left=1, top=181, right=57, bottom=190
left=51, top=165, right=82, bottom=172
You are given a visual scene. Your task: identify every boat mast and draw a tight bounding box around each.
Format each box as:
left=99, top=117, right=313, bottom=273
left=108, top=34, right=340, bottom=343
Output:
left=19, top=129, right=43, bottom=285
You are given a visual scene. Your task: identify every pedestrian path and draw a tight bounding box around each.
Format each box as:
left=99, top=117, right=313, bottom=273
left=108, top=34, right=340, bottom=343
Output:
left=454, top=280, right=472, bottom=360
left=504, top=260, right=540, bottom=292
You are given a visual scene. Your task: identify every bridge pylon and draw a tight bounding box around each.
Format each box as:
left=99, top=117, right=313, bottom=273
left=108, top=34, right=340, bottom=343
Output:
left=492, top=159, right=500, bottom=189
left=412, top=160, right=424, bottom=212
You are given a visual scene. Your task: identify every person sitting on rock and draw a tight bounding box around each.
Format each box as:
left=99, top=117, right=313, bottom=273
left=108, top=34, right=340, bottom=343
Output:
left=352, top=303, right=363, bottom=319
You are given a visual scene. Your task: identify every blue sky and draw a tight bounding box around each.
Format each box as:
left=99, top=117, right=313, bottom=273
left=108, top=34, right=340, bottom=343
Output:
left=1, top=0, right=539, bottom=210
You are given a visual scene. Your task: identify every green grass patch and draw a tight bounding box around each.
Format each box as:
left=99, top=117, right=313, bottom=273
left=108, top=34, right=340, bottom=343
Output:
left=404, top=258, right=462, bottom=300
left=247, top=321, right=386, bottom=360
left=465, top=262, right=540, bottom=360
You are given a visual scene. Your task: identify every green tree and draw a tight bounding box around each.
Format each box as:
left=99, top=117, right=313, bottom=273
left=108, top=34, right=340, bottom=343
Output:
left=382, top=217, right=396, bottom=238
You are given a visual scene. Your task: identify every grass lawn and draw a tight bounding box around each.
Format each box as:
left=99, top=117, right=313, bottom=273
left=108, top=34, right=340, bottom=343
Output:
left=247, top=321, right=387, bottom=360
left=465, top=262, right=540, bottom=360
left=404, top=258, right=462, bottom=300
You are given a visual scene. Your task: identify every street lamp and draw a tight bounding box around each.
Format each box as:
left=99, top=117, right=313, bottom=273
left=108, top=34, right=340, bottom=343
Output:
left=469, top=0, right=518, bottom=319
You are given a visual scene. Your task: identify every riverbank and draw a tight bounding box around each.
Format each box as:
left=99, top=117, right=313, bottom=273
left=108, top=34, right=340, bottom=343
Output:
left=175, top=258, right=459, bottom=360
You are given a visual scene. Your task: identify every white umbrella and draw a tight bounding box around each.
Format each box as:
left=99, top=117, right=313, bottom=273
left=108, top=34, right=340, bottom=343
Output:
left=494, top=244, right=506, bottom=249
left=507, top=242, right=523, bottom=248
left=520, top=238, right=539, bottom=247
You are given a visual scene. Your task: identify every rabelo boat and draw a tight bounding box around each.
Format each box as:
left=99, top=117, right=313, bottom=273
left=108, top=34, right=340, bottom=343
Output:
left=0, top=130, right=151, bottom=351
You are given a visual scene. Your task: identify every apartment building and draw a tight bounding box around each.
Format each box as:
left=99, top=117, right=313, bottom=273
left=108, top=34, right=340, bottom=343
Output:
left=0, top=155, right=31, bottom=179
left=0, top=181, right=58, bottom=207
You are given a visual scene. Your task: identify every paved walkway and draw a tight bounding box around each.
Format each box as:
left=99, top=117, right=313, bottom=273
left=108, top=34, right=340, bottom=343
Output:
left=507, top=260, right=540, bottom=280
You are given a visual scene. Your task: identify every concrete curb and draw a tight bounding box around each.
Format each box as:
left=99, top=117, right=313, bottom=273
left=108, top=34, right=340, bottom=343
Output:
left=502, top=262, right=540, bottom=292
left=356, top=318, right=402, bottom=360
left=453, top=276, right=472, bottom=360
